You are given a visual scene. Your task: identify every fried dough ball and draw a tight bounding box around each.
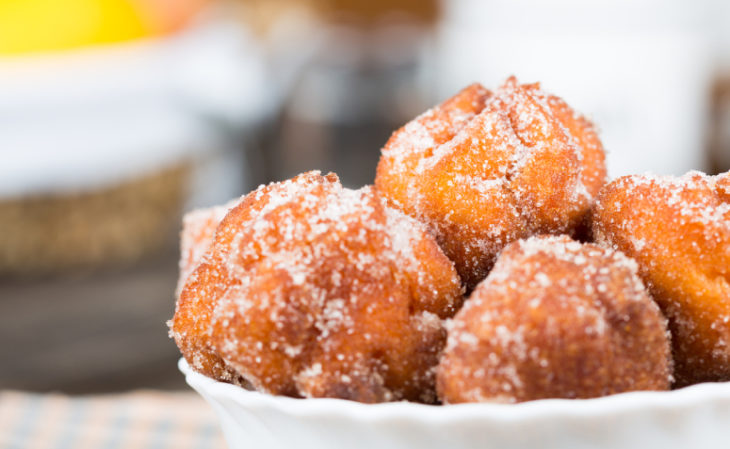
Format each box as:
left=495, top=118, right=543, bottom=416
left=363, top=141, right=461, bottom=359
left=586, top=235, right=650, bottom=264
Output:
left=169, top=199, right=249, bottom=385
left=593, top=171, right=730, bottom=386
left=170, top=198, right=249, bottom=385
left=170, top=171, right=463, bottom=403
left=175, top=199, right=241, bottom=298
left=437, top=235, right=672, bottom=404
left=375, top=78, right=607, bottom=289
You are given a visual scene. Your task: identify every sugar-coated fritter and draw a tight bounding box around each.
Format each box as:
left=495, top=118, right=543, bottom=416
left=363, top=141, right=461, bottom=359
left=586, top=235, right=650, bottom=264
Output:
left=170, top=198, right=249, bottom=386
left=175, top=199, right=240, bottom=298
left=593, top=171, right=730, bottom=386
left=375, top=78, right=606, bottom=289
left=170, top=171, right=463, bottom=403
left=437, top=236, right=672, bottom=404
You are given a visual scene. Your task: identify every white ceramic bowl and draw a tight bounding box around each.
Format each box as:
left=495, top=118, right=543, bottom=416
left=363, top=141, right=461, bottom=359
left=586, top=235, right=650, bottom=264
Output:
left=180, top=358, right=730, bottom=449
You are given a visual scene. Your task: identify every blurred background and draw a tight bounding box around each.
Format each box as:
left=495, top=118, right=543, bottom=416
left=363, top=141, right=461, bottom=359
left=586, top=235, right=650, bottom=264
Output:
left=1, top=0, right=729, bottom=393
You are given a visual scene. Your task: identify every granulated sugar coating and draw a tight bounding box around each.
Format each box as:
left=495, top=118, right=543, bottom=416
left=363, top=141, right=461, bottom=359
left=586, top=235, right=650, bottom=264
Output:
left=437, top=235, right=672, bottom=404
left=176, top=198, right=242, bottom=298
left=375, top=78, right=606, bottom=289
left=593, top=170, right=730, bottom=386
left=170, top=171, right=463, bottom=403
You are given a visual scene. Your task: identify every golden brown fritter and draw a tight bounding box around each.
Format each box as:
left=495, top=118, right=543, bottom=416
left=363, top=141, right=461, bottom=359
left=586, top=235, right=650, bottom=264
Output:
left=375, top=82, right=492, bottom=217
left=375, top=77, right=606, bottom=289
left=437, top=235, right=672, bottom=404
left=593, top=171, right=730, bottom=386
left=169, top=198, right=248, bottom=385
left=170, top=171, right=463, bottom=403
left=175, top=199, right=240, bottom=298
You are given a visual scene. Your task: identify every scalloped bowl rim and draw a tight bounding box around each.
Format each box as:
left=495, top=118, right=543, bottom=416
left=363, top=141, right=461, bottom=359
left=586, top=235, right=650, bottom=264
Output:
left=179, top=358, right=730, bottom=423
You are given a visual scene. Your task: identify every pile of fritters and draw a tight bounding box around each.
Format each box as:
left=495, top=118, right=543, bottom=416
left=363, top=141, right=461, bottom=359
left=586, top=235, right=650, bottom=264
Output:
left=171, top=78, right=730, bottom=404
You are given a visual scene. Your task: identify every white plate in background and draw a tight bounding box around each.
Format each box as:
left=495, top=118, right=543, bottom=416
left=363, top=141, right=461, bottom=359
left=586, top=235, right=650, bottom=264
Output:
left=0, top=19, right=270, bottom=200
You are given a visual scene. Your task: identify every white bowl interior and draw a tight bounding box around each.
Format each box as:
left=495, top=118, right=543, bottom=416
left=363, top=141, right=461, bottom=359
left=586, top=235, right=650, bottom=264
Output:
left=179, top=358, right=730, bottom=449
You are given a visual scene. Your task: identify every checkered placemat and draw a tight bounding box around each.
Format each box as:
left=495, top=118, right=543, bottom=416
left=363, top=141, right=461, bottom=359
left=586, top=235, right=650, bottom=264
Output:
left=0, top=390, right=225, bottom=449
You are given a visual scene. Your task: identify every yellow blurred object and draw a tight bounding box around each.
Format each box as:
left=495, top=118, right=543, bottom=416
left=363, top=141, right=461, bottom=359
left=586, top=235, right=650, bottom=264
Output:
left=0, top=0, right=147, bottom=54
left=0, top=0, right=211, bottom=55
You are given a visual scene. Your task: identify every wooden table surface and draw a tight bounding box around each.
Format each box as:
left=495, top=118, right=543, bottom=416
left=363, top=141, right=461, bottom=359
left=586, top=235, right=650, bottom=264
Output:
left=0, top=250, right=187, bottom=393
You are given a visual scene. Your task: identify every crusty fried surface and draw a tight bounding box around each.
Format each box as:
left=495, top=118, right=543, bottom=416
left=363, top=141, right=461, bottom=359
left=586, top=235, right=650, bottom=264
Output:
left=437, top=235, right=672, bottom=403
left=593, top=171, right=730, bottom=386
left=375, top=78, right=606, bottom=289
left=175, top=199, right=241, bottom=298
left=171, top=171, right=463, bottom=403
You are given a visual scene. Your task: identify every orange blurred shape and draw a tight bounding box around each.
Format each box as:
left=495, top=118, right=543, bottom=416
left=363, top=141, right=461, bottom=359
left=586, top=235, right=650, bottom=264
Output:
left=132, top=0, right=213, bottom=34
